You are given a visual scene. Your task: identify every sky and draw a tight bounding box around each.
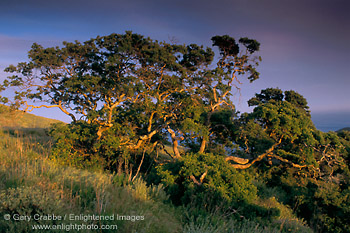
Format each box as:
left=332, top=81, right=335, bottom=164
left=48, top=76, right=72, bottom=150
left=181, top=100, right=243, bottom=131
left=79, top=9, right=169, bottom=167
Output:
left=0, top=0, right=349, bottom=131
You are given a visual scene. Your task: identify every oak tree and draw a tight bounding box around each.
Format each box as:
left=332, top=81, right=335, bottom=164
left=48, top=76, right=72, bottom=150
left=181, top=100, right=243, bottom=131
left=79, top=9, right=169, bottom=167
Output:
left=0, top=31, right=261, bottom=169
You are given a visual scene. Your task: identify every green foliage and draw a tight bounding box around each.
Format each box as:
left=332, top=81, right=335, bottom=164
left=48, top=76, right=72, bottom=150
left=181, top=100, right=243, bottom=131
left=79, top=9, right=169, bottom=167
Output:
left=259, top=130, right=350, bottom=233
left=152, top=152, right=259, bottom=217
left=49, top=122, right=103, bottom=169
left=234, top=89, right=317, bottom=168
left=229, top=89, right=350, bottom=232
left=284, top=90, right=309, bottom=112
left=248, top=88, right=309, bottom=113
left=248, top=88, right=284, bottom=106
left=184, top=153, right=257, bottom=202
left=212, top=35, right=240, bottom=56
left=0, top=32, right=261, bottom=170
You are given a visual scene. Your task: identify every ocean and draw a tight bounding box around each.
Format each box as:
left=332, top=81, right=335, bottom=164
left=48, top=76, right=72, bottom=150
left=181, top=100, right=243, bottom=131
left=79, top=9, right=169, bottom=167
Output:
left=311, top=111, right=350, bottom=132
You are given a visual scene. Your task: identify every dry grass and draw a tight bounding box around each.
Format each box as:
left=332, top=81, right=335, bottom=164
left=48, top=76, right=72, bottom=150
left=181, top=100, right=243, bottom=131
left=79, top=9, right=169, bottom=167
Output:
left=0, top=129, right=182, bottom=233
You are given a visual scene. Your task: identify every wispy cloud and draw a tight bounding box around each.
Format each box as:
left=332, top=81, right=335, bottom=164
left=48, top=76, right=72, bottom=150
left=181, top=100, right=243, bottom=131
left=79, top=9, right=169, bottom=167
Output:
left=0, top=0, right=349, bottom=115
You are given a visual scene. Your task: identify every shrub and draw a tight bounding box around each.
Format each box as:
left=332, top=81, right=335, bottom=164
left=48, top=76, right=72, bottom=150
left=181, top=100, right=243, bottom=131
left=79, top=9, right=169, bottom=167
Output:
left=49, top=122, right=104, bottom=170
left=152, top=153, right=260, bottom=215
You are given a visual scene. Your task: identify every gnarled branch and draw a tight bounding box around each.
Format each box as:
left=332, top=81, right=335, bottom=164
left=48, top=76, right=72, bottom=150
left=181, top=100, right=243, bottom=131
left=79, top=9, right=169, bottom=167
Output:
left=190, top=170, right=208, bottom=186
left=227, top=139, right=282, bottom=169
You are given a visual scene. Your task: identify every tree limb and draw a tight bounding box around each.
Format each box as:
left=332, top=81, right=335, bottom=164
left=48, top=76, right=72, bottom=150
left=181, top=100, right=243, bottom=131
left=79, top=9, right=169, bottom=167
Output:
left=225, top=156, right=249, bottom=164
left=190, top=170, right=207, bottom=186
left=167, top=127, right=183, bottom=159
left=24, top=101, right=76, bottom=121
left=267, top=154, right=307, bottom=169
left=227, top=139, right=281, bottom=169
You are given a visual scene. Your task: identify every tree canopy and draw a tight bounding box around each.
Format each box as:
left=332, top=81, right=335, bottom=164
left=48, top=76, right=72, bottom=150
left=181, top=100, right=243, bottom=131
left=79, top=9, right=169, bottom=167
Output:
left=228, top=88, right=316, bottom=169
left=0, top=31, right=261, bottom=160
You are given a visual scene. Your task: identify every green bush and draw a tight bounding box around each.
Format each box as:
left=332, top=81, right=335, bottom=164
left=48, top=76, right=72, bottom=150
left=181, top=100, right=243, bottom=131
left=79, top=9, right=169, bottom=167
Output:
left=150, top=152, right=274, bottom=222
left=49, top=122, right=105, bottom=170
left=49, top=121, right=149, bottom=173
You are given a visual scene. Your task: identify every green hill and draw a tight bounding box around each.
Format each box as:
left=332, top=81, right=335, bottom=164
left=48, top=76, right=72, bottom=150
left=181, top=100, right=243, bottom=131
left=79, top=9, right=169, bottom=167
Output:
left=0, top=104, right=62, bottom=128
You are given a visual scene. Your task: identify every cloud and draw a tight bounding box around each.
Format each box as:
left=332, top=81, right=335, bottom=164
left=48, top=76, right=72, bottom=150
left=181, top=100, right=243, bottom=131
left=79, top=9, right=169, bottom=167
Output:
left=0, top=0, right=349, bottom=115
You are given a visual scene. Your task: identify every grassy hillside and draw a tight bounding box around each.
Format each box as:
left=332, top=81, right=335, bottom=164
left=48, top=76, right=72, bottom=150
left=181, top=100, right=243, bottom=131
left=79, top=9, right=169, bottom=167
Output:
left=0, top=129, right=312, bottom=232
left=0, top=105, right=62, bottom=128
left=0, top=105, right=313, bottom=232
left=0, top=129, right=183, bottom=232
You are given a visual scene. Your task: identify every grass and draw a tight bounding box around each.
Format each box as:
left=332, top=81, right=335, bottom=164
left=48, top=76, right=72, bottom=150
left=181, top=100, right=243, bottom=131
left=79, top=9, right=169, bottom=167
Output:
left=0, top=104, right=62, bottom=128
left=0, top=129, right=182, bottom=232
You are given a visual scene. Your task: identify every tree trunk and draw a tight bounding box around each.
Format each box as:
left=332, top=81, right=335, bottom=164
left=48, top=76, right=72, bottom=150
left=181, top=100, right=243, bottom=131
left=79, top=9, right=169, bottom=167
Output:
left=199, top=137, right=206, bottom=153
left=167, top=128, right=182, bottom=159
left=172, top=139, right=181, bottom=158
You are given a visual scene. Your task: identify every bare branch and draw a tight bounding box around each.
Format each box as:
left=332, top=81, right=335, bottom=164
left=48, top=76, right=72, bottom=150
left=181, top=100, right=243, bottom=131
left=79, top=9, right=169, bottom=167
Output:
left=24, top=101, right=76, bottom=121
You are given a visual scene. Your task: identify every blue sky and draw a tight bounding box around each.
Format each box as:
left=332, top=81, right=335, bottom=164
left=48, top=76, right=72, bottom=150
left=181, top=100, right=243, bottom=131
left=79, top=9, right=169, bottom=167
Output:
left=0, top=0, right=349, bottom=130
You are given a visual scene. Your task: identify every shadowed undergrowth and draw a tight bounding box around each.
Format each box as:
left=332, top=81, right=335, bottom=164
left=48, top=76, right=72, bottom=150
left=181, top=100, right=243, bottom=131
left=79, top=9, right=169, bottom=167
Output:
left=0, top=128, right=313, bottom=233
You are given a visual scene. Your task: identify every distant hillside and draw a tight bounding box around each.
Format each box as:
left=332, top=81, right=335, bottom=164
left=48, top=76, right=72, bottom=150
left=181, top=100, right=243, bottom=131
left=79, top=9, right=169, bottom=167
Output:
left=0, top=104, right=62, bottom=128
left=337, top=127, right=350, bottom=133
